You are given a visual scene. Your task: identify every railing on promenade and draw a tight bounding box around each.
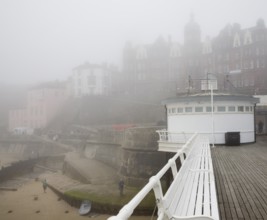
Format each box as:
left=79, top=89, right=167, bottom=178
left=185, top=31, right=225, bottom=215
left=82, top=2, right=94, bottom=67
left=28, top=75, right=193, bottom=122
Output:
left=108, top=133, right=198, bottom=220
left=156, top=129, right=195, bottom=144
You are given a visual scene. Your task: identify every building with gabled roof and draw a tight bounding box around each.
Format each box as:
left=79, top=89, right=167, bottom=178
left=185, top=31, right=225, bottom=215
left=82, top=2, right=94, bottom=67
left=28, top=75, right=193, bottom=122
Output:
left=123, top=17, right=267, bottom=97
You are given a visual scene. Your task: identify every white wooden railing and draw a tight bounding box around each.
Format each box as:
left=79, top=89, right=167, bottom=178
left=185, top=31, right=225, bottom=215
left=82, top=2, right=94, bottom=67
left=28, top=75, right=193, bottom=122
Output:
left=108, top=133, right=198, bottom=220
left=156, top=129, right=195, bottom=144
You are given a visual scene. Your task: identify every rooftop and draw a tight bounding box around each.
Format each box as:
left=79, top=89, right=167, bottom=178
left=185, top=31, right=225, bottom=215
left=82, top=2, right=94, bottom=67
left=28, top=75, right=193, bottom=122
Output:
left=162, top=92, right=259, bottom=105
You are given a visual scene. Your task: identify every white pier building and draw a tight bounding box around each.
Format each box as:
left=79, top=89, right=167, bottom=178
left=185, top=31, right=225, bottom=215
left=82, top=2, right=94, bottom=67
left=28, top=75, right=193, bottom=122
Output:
left=159, top=93, right=259, bottom=148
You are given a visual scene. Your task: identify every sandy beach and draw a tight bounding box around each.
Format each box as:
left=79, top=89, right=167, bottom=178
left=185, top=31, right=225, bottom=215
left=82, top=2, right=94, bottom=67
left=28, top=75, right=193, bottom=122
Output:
left=0, top=178, right=152, bottom=220
left=0, top=178, right=101, bottom=220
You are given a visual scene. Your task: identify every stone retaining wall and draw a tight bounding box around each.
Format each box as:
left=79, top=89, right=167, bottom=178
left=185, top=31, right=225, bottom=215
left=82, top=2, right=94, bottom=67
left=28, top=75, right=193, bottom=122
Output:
left=0, top=159, right=39, bottom=183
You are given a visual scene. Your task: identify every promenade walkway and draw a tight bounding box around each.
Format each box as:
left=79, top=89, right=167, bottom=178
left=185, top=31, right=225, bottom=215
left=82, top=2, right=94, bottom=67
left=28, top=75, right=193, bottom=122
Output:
left=212, top=136, right=267, bottom=220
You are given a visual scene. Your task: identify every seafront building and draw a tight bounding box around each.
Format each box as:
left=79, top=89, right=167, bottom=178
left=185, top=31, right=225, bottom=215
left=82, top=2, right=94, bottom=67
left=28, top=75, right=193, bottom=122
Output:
left=70, top=62, right=115, bottom=97
left=8, top=82, right=67, bottom=132
left=123, top=17, right=267, bottom=97
left=255, top=95, right=267, bottom=133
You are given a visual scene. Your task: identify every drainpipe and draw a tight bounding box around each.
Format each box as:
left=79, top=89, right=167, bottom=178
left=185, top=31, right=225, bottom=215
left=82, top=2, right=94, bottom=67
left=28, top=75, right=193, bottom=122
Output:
left=165, top=105, right=168, bottom=129
left=254, top=104, right=257, bottom=143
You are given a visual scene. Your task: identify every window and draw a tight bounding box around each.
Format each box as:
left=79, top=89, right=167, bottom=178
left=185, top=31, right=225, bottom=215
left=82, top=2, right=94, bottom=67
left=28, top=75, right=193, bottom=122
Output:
left=168, top=109, right=172, bottom=114
left=256, top=60, right=260, bottom=68
left=177, top=107, right=183, bottom=113
left=185, top=107, right=192, bottom=113
left=238, top=106, right=244, bottom=112
left=228, top=106, right=236, bottom=112
left=250, top=106, right=253, bottom=112
left=206, top=106, right=213, bottom=112
left=195, top=106, right=203, bottom=112
left=245, top=106, right=250, bottom=112
left=250, top=61, right=254, bottom=69
left=89, top=88, right=94, bottom=95
left=217, top=106, right=226, bottom=112
left=171, top=108, right=176, bottom=114
left=104, top=74, right=109, bottom=85
left=88, top=73, right=96, bottom=85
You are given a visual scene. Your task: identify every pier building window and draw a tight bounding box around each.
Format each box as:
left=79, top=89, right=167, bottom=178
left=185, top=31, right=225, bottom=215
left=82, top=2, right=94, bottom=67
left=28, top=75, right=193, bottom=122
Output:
left=195, top=106, right=203, bottom=112
left=185, top=107, right=192, bottom=113
left=172, top=108, right=176, bottom=114
left=206, top=106, right=213, bottom=112
left=245, top=106, right=250, bottom=112
left=228, top=106, right=236, bottom=112
left=238, top=106, right=244, bottom=112
left=218, top=106, right=226, bottom=112
left=177, top=107, right=183, bottom=113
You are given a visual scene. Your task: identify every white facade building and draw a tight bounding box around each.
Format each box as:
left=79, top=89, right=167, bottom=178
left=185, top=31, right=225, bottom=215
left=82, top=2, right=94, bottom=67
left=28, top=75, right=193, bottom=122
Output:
left=71, top=63, right=111, bottom=97
left=162, top=93, right=259, bottom=145
left=255, top=95, right=267, bottom=134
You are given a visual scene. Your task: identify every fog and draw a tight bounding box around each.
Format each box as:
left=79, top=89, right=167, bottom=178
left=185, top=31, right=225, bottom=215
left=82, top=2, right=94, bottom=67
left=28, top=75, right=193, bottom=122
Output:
left=0, top=0, right=267, bottom=84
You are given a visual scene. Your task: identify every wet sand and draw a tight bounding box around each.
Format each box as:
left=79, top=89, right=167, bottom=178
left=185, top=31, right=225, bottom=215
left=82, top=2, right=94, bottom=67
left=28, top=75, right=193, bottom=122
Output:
left=0, top=178, right=152, bottom=220
left=0, top=179, right=98, bottom=220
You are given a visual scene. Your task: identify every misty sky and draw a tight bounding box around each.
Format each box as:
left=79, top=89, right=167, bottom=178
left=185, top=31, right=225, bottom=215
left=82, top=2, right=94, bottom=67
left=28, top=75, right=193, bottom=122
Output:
left=0, top=0, right=267, bottom=84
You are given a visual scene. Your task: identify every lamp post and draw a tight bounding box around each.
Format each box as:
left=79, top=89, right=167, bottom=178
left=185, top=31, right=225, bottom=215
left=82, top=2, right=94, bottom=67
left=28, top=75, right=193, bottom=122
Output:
left=206, top=73, right=216, bottom=147
left=210, top=83, right=215, bottom=148
left=193, top=73, right=217, bottom=146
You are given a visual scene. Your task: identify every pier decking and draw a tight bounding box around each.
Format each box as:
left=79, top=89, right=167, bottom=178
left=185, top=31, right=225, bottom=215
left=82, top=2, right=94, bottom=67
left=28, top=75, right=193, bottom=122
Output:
left=212, top=136, right=267, bottom=220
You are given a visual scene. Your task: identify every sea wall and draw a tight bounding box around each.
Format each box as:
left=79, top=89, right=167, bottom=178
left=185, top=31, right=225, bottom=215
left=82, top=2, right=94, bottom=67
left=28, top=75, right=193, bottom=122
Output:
left=0, top=158, right=39, bottom=183
left=84, top=142, right=121, bottom=169
left=0, top=137, right=68, bottom=160
left=120, top=126, right=166, bottom=186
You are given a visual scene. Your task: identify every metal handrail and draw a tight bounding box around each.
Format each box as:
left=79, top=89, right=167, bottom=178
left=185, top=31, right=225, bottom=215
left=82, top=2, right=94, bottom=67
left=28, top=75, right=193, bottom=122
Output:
left=108, top=133, right=198, bottom=220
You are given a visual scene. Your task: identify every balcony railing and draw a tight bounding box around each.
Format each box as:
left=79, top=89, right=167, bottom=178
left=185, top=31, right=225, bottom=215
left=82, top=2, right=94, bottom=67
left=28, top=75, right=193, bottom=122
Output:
left=156, top=129, right=195, bottom=144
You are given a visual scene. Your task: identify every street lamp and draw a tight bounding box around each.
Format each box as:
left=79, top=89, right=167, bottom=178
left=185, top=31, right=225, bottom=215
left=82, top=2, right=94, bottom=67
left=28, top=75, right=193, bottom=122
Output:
left=205, top=73, right=217, bottom=148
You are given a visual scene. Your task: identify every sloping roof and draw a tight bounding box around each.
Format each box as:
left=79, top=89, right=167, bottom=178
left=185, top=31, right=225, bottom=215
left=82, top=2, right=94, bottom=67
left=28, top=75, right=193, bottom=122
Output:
left=162, top=93, right=259, bottom=105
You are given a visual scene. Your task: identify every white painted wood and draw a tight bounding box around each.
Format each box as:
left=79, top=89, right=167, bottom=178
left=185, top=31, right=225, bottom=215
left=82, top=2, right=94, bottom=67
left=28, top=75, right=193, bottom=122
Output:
left=162, top=135, right=219, bottom=220
left=166, top=97, right=257, bottom=144
left=204, top=145, right=211, bottom=216
left=195, top=151, right=205, bottom=215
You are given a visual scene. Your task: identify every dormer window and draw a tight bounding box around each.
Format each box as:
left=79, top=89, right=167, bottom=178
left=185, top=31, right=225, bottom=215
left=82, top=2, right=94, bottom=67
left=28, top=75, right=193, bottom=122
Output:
left=233, top=33, right=241, bottom=47
left=244, top=30, right=253, bottom=45
left=170, top=44, right=181, bottom=57
left=136, top=47, right=147, bottom=60
left=202, top=37, right=212, bottom=54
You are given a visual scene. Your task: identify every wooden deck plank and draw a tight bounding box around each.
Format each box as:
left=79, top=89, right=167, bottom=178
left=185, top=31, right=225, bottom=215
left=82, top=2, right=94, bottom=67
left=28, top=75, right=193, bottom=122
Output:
left=213, top=156, right=227, bottom=220
left=211, top=137, right=267, bottom=220
left=215, top=150, right=260, bottom=220
left=220, top=152, right=257, bottom=220
left=231, top=157, right=267, bottom=219
left=231, top=157, right=266, bottom=219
